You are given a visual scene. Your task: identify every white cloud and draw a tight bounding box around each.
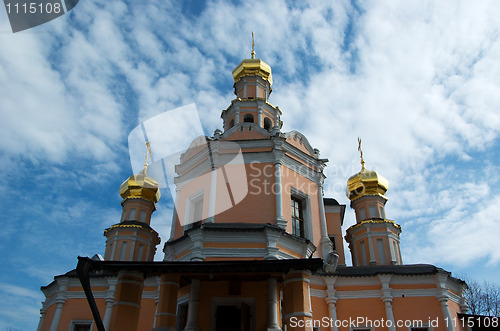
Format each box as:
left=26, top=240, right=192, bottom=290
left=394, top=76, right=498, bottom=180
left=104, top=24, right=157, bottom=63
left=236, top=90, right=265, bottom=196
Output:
left=0, top=282, right=43, bottom=330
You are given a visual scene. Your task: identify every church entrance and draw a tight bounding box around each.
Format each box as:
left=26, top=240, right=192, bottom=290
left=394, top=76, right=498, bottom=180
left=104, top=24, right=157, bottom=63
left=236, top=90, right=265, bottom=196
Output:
left=214, top=303, right=251, bottom=331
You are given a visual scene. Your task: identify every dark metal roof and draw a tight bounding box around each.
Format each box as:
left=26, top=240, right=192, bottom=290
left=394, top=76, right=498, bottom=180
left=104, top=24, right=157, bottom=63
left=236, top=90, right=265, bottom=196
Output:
left=83, top=257, right=324, bottom=275
left=54, top=260, right=446, bottom=280
left=323, top=198, right=340, bottom=205
left=43, top=258, right=465, bottom=290
left=325, top=264, right=440, bottom=277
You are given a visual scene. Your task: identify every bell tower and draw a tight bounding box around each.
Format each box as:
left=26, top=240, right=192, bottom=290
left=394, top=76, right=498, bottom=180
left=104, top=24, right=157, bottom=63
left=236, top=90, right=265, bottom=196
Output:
left=221, top=33, right=282, bottom=133
left=345, top=139, right=402, bottom=266
left=103, top=142, right=161, bottom=261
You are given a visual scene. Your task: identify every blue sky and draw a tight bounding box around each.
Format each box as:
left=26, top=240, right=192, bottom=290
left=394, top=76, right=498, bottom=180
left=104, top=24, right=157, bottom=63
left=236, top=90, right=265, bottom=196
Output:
left=1, top=0, right=500, bottom=329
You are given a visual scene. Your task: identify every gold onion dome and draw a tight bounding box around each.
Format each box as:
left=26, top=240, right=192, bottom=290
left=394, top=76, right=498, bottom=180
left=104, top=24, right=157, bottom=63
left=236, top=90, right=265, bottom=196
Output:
left=347, top=138, right=388, bottom=201
left=232, top=57, right=273, bottom=85
left=232, top=33, right=273, bottom=85
left=119, top=168, right=161, bottom=204
left=346, top=167, right=388, bottom=201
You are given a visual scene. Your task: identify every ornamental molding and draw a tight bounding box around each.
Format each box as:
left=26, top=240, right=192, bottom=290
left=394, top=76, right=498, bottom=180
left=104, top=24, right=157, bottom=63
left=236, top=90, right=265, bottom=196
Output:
left=346, top=219, right=401, bottom=233
left=283, top=130, right=317, bottom=157
left=310, top=288, right=327, bottom=298
left=163, top=225, right=314, bottom=260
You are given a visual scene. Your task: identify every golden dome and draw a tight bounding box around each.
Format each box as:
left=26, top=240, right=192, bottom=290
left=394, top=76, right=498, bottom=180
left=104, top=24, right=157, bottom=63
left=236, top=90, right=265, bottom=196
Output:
left=119, top=169, right=161, bottom=204
left=232, top=57, right=273, bottom=85
left=346, top=167, right=388, bottom=201
left=233, top=34, right=273, bottom=85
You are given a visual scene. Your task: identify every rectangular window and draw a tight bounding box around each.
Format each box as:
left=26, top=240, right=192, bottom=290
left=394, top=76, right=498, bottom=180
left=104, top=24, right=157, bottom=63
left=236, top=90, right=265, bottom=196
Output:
left=377, top=238, right=385, bottom=264
left=369, top=205, right=377, bottom=218
left=360, top=241, right=367, bottom=266
left=358, top=207, right=366, bottom=221
left=291, top=197, right=305, bottom=238
left=392, top=241, right=399, bottom=264
left=192, top=197, right=203, bottom=223
left=71, top=321, right=92, bottom=331
left=119, top=241, right=127, bottom=261
left=185, top=193, right=204, bottom=231
left=379, top=206, right=385, bottom=219
left=139, top=210, right=147, bottom=222
left=137, top=244, right=144, bottom=261
left=128, top=208, right=136, bottom=220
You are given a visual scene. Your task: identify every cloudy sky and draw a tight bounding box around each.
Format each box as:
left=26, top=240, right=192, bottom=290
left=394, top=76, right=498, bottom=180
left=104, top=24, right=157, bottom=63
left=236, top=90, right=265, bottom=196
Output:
left=1, top=0, right=500, bottom=329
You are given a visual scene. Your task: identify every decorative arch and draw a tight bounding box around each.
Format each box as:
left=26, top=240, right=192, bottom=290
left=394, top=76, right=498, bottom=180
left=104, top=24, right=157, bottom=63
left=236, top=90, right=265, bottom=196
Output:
left=243, top=114, right=254, bottom=123
left=263, top=117, right=272, bottom=131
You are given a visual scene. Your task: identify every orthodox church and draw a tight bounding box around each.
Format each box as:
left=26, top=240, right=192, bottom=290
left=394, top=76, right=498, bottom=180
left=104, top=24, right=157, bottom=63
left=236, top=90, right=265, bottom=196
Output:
left=38, top=46, right=468, bottom=331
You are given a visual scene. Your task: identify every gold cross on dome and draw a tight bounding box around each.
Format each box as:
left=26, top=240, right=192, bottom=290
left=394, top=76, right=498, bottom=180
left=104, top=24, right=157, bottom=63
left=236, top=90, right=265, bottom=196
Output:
left=251, top=32, right=255, bottom=59
left=144, top=140, right=152, bottom=169
left=358, top=137, right=366, bottom=170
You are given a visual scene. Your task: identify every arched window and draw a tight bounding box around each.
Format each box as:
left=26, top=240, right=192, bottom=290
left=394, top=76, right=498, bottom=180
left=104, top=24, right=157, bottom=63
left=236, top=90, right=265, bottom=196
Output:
left=243, top=114, right=254, bottom=123
left=229, top=119, right=235, bottom=129
left=264, top=117, right=272, bottom=131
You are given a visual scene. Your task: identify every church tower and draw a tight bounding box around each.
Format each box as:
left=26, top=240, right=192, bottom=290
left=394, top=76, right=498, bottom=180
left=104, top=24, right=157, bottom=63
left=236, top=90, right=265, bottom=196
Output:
left=103, top=145, right=161, bottom=261
left=221, top=34, right=281, bottom=132
left=37, top=41, right=469, bottom=331
left=165, top=41, right=337, bottom=261
left=345, top=139, right=402, bottom=266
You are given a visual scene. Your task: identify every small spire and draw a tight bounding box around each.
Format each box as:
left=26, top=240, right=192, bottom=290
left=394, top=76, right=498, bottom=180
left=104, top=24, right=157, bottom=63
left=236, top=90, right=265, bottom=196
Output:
left=251, top=32, right=255, bottom=59
left=357, top=137, right=366, bottom=170
left=144, top=140, right=153, bottom=173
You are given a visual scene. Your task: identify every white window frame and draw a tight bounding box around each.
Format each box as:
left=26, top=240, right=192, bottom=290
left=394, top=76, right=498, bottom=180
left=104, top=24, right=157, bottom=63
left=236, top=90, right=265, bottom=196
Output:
left=184, top=191, right=204, bottom=231
left=290, top=187, right=313, bottom=242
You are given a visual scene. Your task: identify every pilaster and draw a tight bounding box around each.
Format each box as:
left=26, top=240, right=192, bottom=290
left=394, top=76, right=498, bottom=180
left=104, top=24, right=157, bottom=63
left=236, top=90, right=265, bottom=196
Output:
left=317, top=182, right=332, bottom=258
left=49, top=279, right=67, bottom=331
left=36, top=306, right=47, bottom=331
left=324, top=277, right=338, bottom=331
left=154, top=274, right=180, bottom=331
left=109, top=270, right=144, bottom=331
left=184, top=279, right=200, bottom=331
left=267, top=278, right=281, bottom=330
left=283, top=271, right=313, bottom=331
left=274, top=160, right=286, bottom=228
left=378, top=274, right=395, bottom=331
